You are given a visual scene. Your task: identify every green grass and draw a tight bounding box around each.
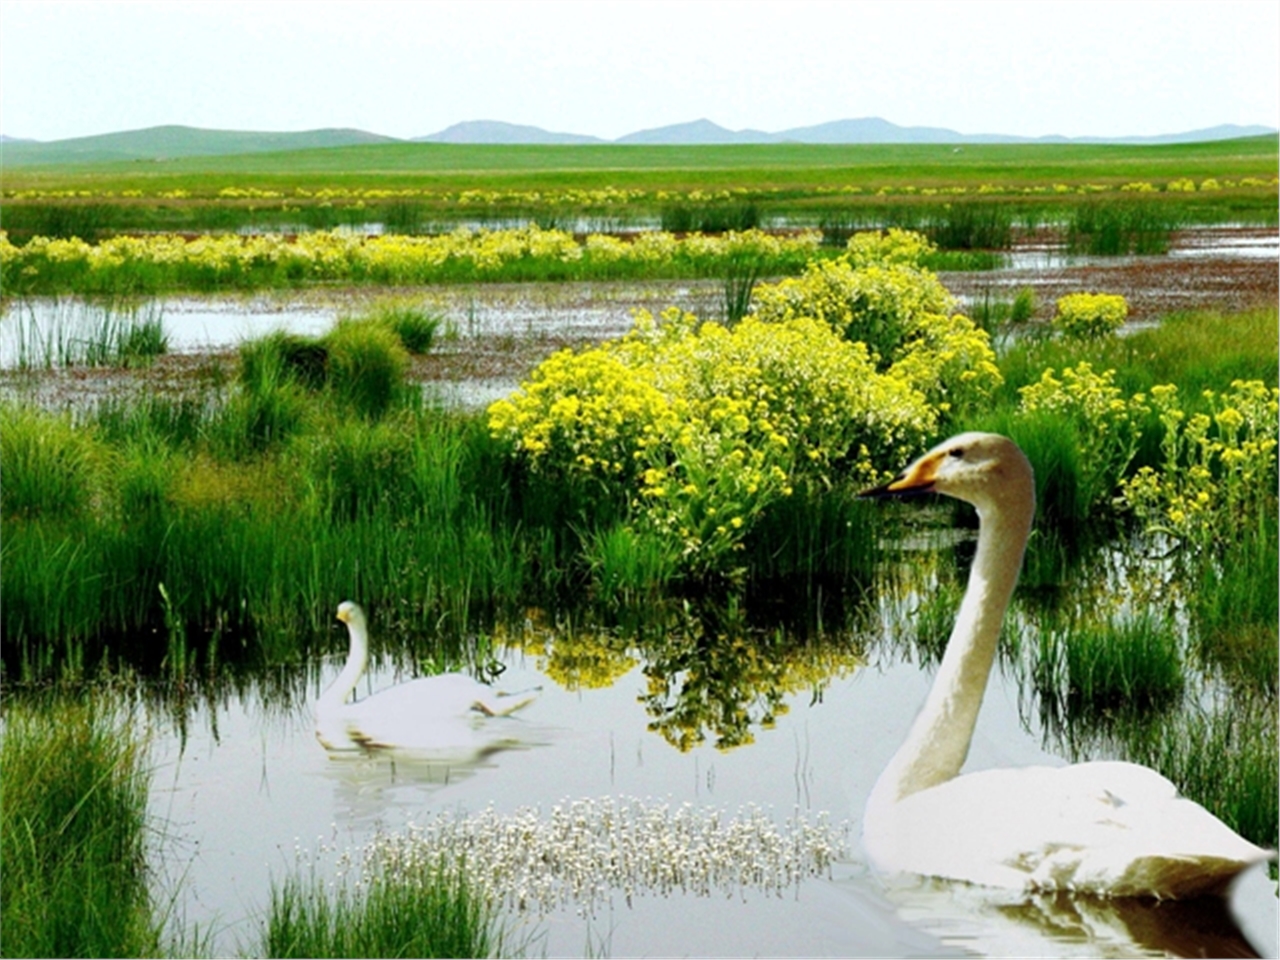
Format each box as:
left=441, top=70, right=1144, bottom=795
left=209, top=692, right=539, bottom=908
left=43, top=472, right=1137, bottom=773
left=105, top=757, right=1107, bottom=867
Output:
left=993, top=305, right=1279, bottom=408
left=3, top=137, right=1274, bottom=241
left=0, top=699, right=165, bottom=958
left=260, top=861, right=500, bottom=959
left=1192, top=507, right=1279, bottom=694
left=1037, top=614, right=1185, bottom=721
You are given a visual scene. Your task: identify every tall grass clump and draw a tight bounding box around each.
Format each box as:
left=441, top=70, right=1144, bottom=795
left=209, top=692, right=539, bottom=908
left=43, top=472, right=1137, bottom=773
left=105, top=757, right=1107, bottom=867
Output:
left=0, top=404, right=102, bottom=520
left=260, top=858, right=500, bottom=959
left=0, top=699, right=164, bottom=958
left=324, top=319, right=410, bottom=419
left=213, top=333, right=313, bottom=456
left=1067, top=201, right=1176, bottom=255
left=364, top=300, right=442, bottom=354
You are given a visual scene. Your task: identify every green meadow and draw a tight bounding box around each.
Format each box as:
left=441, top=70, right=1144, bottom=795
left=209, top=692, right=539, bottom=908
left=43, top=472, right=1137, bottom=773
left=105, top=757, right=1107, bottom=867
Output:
left=4, top=137, right=1276, bottom=241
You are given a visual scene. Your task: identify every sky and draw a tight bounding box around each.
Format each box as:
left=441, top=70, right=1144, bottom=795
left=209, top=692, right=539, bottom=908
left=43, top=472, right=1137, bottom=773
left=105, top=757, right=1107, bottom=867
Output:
left=2, top=0, right=1277, bottom=143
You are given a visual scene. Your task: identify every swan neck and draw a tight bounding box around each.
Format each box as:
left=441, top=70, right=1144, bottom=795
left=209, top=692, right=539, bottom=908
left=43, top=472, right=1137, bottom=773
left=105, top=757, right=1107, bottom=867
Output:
left=872, top=495, right=1032, bottom=807
left=317, top=620, right=368, bottom=710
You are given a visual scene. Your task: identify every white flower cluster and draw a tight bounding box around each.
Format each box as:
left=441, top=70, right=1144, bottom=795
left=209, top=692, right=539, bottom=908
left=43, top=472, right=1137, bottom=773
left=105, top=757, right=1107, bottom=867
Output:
left=360, top=796, right=850, bottom=917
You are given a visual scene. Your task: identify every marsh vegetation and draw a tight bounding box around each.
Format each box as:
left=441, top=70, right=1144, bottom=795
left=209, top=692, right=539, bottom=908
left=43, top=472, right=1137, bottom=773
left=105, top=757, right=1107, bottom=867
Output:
left=1, top=139, right=1277, bottom=956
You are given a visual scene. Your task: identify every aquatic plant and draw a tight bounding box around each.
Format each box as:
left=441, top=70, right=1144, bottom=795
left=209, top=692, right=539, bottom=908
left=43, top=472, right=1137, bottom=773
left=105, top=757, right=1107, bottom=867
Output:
left=358, top=797, right=849, bottom=918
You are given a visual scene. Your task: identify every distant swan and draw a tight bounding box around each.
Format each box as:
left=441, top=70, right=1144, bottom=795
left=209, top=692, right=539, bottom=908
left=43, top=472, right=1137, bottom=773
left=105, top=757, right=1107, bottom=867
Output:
left=313, top=601, right=536, bottom=752
left=860, top=432, right=1271, bottom=899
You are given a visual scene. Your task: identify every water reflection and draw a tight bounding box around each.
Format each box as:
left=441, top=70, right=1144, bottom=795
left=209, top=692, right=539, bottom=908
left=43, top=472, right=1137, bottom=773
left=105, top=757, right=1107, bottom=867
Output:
left=316, top=740, right=541, bottom=825
left=499, top=603, right=864, bottom=752
left=879, top=870, right=1275, bottom=958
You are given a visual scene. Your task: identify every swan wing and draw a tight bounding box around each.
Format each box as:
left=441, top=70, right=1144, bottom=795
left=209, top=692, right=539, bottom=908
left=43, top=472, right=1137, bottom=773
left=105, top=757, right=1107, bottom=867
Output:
left=867, top=762, right=1270, bottom=898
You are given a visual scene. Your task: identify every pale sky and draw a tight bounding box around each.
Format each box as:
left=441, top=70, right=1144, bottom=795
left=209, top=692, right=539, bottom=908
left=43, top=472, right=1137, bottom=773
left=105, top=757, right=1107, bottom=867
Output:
left=2, top=0, right=1277, bottom=143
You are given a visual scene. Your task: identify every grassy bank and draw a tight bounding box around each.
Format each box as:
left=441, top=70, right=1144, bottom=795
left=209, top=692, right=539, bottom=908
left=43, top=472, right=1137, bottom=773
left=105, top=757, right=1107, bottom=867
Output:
left=0, top=699, right=167, bottom=958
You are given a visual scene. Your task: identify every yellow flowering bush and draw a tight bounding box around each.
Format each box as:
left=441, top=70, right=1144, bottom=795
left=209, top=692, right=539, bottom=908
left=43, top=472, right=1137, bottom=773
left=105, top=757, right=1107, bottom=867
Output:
left=751, top=230, right=1001, bottom=415
left=1018, top=361, right=1149, bottom=504
left=1053, top=292, right=1129, bottom=340
left=1120, top=380, right=1278, bottom=546
left=0, top=227, right=823, bottom=294
left=488, top=307, right=934, bottom=579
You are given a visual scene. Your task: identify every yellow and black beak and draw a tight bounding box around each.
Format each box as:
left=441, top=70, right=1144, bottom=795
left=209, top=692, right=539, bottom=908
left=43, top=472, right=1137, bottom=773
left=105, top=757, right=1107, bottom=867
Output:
left=858, top=452, right=943, bottom=499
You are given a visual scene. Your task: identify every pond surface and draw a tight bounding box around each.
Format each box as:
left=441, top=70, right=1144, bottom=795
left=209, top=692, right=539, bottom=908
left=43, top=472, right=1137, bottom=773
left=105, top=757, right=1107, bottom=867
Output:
left=146, top=618, right=1277, bottom=958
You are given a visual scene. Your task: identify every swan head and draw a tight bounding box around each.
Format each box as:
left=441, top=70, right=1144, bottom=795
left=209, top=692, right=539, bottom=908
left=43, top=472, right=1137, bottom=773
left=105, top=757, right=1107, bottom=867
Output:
left=861, top=432, right=1034, bottom=518
left=336, top=600, right=366, bottom=628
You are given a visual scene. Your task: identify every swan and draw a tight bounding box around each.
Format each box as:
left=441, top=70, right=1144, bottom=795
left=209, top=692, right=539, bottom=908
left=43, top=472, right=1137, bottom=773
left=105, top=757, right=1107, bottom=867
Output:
left=859, top=432, right=1271, bottom=899
left=313, top=601, right=536, bottom=752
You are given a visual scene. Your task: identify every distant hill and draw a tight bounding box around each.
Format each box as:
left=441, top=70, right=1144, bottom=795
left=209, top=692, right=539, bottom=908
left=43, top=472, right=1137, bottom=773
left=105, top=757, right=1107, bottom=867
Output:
left=614, top=119, right=781, bottom=145
left=417, top=120, right=604, bottom=145
left=4, top=120, right=1275, bottom=164
left=1, top=125, right=400, bottom=165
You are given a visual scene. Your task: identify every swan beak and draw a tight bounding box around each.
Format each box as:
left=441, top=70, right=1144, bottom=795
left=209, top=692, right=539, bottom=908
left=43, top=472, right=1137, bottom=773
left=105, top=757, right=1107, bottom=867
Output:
left=336, top=608, right=350, bottom=624
left=859, top=453, right=940, bottom=498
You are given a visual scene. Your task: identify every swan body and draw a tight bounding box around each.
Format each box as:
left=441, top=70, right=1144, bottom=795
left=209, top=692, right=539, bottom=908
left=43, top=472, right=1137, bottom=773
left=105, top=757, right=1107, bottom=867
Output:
left=861, top=432, right=1271, bottom=899
left=314, top=601, right=536, bottom=752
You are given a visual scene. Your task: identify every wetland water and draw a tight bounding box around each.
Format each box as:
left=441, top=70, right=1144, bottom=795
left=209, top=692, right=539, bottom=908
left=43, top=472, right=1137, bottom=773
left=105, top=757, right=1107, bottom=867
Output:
left=146, top=620, right=1278, bottom=958
left=4, top=226, right=1277, bottom=956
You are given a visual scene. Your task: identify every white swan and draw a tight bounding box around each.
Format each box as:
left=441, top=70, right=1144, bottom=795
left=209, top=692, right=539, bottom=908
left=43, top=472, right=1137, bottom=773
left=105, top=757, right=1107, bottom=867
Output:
left=313, top=601, right=536, bottom=752
left=860, top=432, right=1271, bottom=899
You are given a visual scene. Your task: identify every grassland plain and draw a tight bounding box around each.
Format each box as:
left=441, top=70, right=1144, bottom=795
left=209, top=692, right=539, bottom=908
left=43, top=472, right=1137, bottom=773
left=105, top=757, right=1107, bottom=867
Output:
left=3, top=138, right=1276, bottom=241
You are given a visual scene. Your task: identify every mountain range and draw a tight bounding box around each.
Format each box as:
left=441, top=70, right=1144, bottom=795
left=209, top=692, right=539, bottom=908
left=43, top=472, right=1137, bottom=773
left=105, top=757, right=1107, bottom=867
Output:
left=3, top=118, right=1275, bottom=165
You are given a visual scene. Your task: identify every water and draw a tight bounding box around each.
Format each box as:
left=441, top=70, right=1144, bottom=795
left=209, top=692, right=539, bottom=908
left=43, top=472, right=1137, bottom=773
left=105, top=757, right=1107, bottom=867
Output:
left=146, top=635, right=1276, bottom=957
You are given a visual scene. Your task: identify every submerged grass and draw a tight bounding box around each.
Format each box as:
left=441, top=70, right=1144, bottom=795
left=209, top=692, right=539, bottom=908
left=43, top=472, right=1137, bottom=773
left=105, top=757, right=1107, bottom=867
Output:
left=0, top=699, right=164, bottom=958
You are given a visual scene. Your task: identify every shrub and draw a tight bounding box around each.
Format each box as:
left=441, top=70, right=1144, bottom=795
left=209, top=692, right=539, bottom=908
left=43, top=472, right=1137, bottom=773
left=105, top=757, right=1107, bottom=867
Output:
left=489, top=307, right=935, bottom=580
left=1053, top=293, right=1129, bottom=340
left=752, top=230, right=1001, bottom=417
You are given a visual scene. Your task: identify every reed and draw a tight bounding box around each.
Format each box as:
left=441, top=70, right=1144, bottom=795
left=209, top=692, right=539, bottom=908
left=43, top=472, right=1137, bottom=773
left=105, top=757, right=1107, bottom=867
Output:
left=260, top=859, right=499, bottom=959
left=924, top=201, right=1014, bottom=250
left=1, top=299, right=167, bottom=370
left=0, top=699, right=164, bottom=958
left=1066, top=201, right=1176, bottom=255
left=1061, top=614, right=1185, bottom=716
